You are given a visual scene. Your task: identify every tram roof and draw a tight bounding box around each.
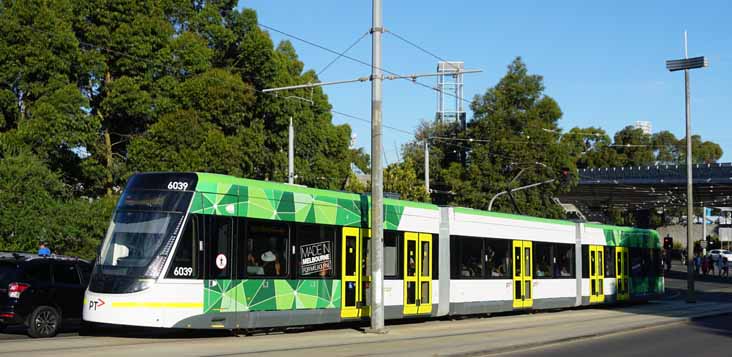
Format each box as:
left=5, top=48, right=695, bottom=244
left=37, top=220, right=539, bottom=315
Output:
left=194, top=172, right=440, bottom=211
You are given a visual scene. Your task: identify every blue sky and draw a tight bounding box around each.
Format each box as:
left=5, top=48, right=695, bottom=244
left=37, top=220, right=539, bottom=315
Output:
left=241, top=1, right=732, bottom=164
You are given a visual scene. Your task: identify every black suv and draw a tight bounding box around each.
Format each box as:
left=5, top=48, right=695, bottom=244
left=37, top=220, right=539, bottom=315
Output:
left=0, top=252, right=91, bottom=337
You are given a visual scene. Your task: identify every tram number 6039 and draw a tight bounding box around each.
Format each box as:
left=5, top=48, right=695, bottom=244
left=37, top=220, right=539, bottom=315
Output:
left=167, top=181, right=189, bottom=190
left=173, top=266, right=193, bottom=277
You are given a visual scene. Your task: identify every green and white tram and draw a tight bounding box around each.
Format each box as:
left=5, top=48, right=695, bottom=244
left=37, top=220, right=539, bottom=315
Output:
left=83, top=172, right=663, bottom=329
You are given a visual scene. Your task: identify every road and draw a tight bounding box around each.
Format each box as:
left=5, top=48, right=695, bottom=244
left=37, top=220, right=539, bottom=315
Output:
left=1, top=260, right=731, bottom=356
left=500, top=313, right=732, bottom=357
left=496, top=260, right=732, bottom=357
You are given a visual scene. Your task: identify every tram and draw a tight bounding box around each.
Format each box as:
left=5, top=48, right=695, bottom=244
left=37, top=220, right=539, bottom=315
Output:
left=83, top=172, right=663, bottom=329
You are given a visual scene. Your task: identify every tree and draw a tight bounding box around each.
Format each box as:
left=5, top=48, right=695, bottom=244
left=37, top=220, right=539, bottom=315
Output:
left=561, top=127, right=623, bottom=169
left=612, top=126, right=654, bottom=166
left=461, top=57, right=573, bottom=217
left=384, top=158, right=430, bottom=202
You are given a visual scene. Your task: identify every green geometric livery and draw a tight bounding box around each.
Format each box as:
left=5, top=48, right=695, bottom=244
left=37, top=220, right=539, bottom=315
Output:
left=204, top=279, right=341, bottom=313
left=190, top=173, right=414, bottom=229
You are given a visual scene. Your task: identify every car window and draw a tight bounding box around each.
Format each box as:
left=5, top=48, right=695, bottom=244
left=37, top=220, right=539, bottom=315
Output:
left=78, top=263, right=92, bottom=284
left=54, top=263, right=81, bottom=285
left=23, top=263, right=51, bottom=283
left=0, top=262, right=19, bottom=284
left=724, top=251, right=732, bottom=255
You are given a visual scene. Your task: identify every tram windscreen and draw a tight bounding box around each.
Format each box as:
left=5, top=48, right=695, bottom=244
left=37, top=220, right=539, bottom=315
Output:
left=98, top=210, right=181, bottom=274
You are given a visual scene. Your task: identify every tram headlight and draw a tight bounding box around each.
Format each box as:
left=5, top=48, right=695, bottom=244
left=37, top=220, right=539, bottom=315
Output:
left=129, top=278, right=155, bottom=292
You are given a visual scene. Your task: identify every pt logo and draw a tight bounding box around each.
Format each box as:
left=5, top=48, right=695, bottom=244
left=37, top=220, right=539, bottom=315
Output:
left=89, top=298, right=106, bottom=311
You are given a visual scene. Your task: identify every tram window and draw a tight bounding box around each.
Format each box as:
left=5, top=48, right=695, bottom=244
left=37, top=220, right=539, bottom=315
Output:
left=533, top=242, right=553, bottom=278
left=641, top=248, right=651, bottom=275
left=421, top=240, right=430, bottom=276
left=384, top=230, right=399, bottom=278
left=458, top=237, right=484, bottom=278
left=166, top=216, right=198, bottom=279
left=247, top=220, right=289, bottom=277
left=206, top=216, right=232, bottom=279
left=554, top=244, right=574, bottom=278
left=296, top=224, right=335, bottom=278
left=484, top=239, right=511, bottom=278
left=604, top=247, right=615, bottom=278
left=630, top=248, right=642, bottom=277
left=653, top=249, right=662, bottom=276
left=582, top=245, right=589, bottom=278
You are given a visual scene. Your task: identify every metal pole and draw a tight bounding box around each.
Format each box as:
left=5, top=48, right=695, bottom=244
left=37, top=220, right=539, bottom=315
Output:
left=684, top=31, right=696, bottom=303
left=369, top=0, right=386, bottom=333
left=288, top=116, right=294, bottom=184
left=424, top=140, right=430, bottom=194
left=703, top=206, right=707, bottom=256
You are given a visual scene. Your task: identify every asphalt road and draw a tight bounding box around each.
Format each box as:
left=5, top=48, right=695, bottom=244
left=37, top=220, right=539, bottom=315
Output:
left=500, top=313, right=732, bottom=357
left=2, top=258, right=732, bottom=356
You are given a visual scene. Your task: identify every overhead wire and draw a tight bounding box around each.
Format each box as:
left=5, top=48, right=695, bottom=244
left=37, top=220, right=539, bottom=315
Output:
left=257, top=22, right=473, bottom=105
left=316, top=31, right=370, bottom=77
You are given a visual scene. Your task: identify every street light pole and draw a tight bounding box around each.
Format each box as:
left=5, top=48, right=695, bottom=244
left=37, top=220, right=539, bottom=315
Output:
left=666, top=31, right=709, bottom=304
left=369, top=0, right=386, bottom=333
left=683, top=32, right=695, bottom=303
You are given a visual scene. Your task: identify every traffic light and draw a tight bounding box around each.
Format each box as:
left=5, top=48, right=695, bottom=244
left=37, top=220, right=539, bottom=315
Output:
left=560, top=167, right=571, bottom=185
left=663, top=236, right=673, bottom=250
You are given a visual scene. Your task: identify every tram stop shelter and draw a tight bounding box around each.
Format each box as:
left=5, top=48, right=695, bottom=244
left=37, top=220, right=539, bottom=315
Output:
left=557, top=163, right=732, bottom=223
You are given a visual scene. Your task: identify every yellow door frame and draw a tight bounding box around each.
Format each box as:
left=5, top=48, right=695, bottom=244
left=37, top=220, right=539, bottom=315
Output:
left=341, top=227, right=368, bottom=318
left=589, top=245, right=605, bottom=303
left=616, top=247, right=629, bottom=301
left=512, top=240, right=533, bottom=309
left=417, top=233, right=432, bottom=314
left=403, top=232, right=419, bottom=315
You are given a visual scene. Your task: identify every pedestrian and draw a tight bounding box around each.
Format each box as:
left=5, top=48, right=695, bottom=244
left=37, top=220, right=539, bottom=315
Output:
left=717, top=255, right=724, bottom=277
left=694, top=254, right=702, bottom=275
left=37, top=242, right=51, bottom=257
left=724, top=257, right=730, bottom=278
left=702, top=255, right=709, bottom=275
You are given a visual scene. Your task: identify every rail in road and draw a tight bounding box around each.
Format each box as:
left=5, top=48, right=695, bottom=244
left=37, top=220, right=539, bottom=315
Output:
left=3, top=264, right=732, bottom=356
left=1, top=299, right=731, bottom=357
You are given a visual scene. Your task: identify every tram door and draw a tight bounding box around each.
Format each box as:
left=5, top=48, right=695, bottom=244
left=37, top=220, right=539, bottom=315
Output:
left=341, top=227, right=369, bottom=318
left=615, top=247, right=630, bottom=301
left=512, top=240, right=533, bottom=309
left=404, top=233, right=432, bottom=315
left=589, top=245, right=605, bottom=303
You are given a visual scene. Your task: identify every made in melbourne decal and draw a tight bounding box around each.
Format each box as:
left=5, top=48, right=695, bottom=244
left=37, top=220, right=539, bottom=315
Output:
left=300, top=241, right=332, bottom=276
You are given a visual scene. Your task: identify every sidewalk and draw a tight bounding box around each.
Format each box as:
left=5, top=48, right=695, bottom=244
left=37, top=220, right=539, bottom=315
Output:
left=3, top=299, right=732, bottom=357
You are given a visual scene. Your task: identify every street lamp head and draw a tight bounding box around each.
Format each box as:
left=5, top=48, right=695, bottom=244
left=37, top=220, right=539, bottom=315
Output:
left=666, top=56, right=709, bottom=72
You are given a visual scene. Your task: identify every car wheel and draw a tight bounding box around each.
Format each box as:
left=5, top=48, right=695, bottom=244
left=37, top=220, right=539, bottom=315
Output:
left=27, top=306, right=61, bottom=338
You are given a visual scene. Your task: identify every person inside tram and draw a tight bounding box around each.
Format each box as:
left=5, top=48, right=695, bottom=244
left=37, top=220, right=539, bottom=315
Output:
left=261, top=237, right=282, bottom=276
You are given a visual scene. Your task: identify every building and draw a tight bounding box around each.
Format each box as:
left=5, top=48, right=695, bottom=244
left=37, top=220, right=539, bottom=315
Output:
left=634, top=121, right=652, bottom=135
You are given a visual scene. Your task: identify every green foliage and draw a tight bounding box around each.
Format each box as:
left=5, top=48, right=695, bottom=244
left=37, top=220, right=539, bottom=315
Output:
left=384, top=158, right=430, bottom=202
left=461, top=58, right=573, bottom=217
left=0, top=2, right=358, bottom=254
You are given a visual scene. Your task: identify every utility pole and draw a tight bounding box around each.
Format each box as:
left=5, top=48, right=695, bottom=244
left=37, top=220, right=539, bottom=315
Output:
left=424, top=140, right=430, bottom=194
left=288, top=116, right=294, bottom=184
left=260, top=2, right=480, bottom=331
left=368, top=0, right=386, bottom=334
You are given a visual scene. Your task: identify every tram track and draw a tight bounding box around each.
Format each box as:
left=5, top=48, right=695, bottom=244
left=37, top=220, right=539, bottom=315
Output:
left=2, top=298, right=730, bottom=356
